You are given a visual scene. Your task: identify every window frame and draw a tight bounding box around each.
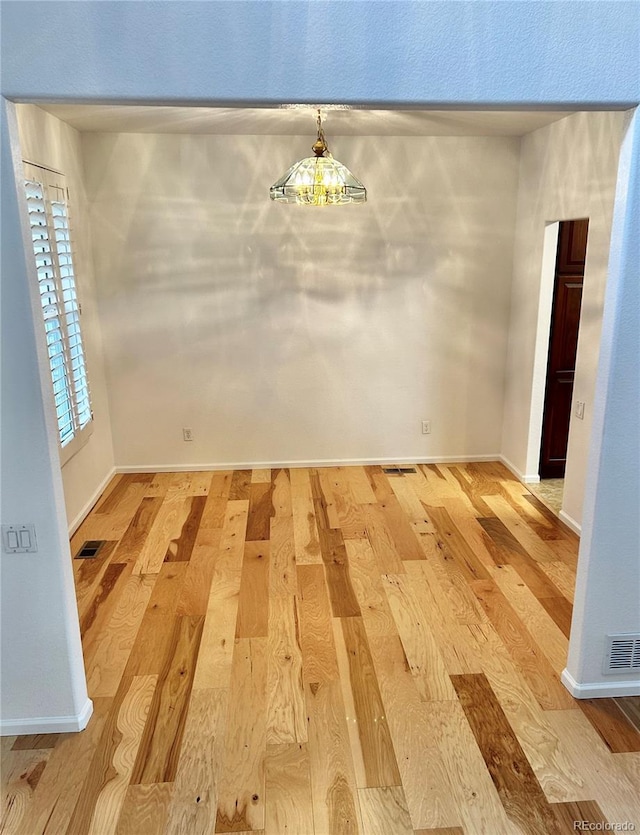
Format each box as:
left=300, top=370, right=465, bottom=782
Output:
left=23, top=160, right=93, bottom=466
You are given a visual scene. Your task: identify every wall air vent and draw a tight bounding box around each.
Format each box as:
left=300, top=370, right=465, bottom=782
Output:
left=604, top=634, right=640, bottom=674
left=382, top=467, right=417, bottom=475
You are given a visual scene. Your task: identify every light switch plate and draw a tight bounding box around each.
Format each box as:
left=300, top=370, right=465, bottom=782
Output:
left=2, top=524, right=37, bottom=553
left=575, top=400, right=585, bottom=420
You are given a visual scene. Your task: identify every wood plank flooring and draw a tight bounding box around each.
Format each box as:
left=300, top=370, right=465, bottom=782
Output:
left=2, top=463, right=640, bottom=835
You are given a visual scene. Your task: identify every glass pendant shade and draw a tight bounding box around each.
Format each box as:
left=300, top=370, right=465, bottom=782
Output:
left=270, top=155, right=366, bottom=205
left=270, top=110, right=366, bottom=205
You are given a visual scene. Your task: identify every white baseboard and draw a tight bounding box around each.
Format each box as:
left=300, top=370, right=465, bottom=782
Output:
left=0, top=698, right=93, bottom=736
left=116, top=454, right=501, bottom=474
left=67, top=467, right=116, bottom=536
left=499, top=455, right=540, bottom=484
left=561, top=669, right=640, bottom=699
left=559, top=509, right=582, bottom=536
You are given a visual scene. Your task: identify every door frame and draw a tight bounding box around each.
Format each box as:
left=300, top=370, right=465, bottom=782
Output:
left=525, top=221, right=561, bottom=484
left=526, top=218, right=591, bottom=528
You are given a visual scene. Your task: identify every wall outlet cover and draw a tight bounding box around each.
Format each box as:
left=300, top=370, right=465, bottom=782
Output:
left=2, top=524, right=38, bottom=553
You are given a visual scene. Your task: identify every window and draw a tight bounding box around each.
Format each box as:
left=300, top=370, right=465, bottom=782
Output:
left=23, top=162, right=92, bottom=463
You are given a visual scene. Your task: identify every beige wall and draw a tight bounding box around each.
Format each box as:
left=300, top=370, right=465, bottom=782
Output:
left=16, top=105, right=115, bottom=529
left=502, top=111, right=626, bottom=529
left=82, top=132, right=520, bottom=469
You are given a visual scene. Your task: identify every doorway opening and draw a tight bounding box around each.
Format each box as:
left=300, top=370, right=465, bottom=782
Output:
left=532, top=218, right=589, bottom=513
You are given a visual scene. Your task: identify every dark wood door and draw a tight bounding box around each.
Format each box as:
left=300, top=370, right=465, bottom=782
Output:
left=539, top=219, right=588, bottom=479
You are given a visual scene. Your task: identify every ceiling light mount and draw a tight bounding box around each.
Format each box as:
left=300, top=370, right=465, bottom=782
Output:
left=270, top=109, right=366, bottom=206
left=312, top=110, right=328, bottom=156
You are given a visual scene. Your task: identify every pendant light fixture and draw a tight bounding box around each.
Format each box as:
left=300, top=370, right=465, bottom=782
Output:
left=270, top=110, right=366, bottom=206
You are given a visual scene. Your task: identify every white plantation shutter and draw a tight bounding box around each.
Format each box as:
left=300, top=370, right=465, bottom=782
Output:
left=24, top=163, right=93, bottom=460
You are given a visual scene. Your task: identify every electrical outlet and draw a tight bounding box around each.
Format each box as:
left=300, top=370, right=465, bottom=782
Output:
left=575, top=401, right=585, bottom=420
left=422, top=420, right=431, bottom=435
left=182, top=427, right=193, bottom=441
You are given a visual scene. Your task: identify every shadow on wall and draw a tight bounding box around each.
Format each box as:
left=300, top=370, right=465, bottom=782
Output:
left=88, top=133, right=510, bottom=334
left=82, top=129, right=520, bottom=461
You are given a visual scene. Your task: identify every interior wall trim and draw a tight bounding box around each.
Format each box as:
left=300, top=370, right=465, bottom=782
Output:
left=499, top=454, right=541, bottom=484
left=67, top=466, right=116, bottom=536
left=559, top=509, right=582, bottom=536
left=561, top=669, right=640, bottom=699
left=115, top=454, right=501, bottom=474
left=0, top=698, right=93, bottom=735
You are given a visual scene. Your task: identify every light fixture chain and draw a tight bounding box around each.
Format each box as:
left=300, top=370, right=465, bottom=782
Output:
left=316, top=109, right=330, bottom=155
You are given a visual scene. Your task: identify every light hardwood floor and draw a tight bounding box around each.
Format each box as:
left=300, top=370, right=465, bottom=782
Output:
left=2, top=462, right=639, bottom=835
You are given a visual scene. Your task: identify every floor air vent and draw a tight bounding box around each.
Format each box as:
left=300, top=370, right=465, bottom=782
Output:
left=75, top=540, right=106, bottom=559
left=382, top=467, right=417, bottom=475
left=604, top=634, right=640, bottom=674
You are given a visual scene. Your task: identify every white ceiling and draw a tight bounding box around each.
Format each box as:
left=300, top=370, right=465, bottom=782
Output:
left=38, top=104, right=574, bottom=137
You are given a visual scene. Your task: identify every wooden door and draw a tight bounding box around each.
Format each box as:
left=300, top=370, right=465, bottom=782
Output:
left=539, top=219, right=588, bottom=479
